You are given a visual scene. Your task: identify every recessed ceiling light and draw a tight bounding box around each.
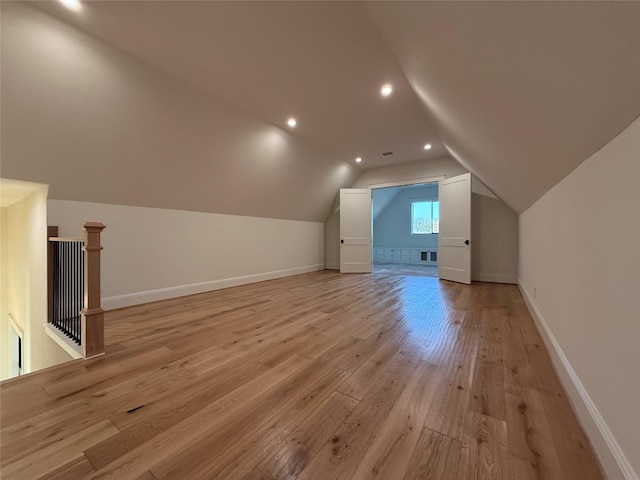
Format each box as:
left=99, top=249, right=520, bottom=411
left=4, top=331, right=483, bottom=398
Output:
left=355, top=157, right=363, bottom=163
left=380, top=84, right=393, bottom=97
left=60, top=0, right=82, bottom=11
left=424, top=143, right=432, bottom=150
left=287, top=117, right=297, bottom=128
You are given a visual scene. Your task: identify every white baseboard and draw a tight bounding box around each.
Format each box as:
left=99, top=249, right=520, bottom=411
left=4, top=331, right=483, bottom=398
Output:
left=43, top=323, right=83, bottom=360
left=518, top=280, right=638, bottom=480
left=471, top=272, right=518, bottom=284
left=103, top=264, right=325, bottom=311
left=325, top=262, right=339, bottom=271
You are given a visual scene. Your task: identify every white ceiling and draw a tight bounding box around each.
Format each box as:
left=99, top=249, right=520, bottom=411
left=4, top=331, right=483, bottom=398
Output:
left=29, top=1, right=640, bottom=214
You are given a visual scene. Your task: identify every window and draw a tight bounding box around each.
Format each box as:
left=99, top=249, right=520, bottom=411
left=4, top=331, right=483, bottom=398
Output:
left=411, top=200, right=439, bottom=234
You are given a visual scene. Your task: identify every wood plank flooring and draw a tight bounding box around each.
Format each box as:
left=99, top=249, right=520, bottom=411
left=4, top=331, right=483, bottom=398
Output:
left=0, top=271, right=604, bottom=479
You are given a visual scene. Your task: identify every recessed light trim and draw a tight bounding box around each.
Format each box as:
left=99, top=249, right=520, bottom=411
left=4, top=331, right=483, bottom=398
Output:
left=380, top=84, right=393, bottom=97
left=355, top=157, right=363, bottom=163
left=424, top=143, right=432, bottom=150
left=287, top=117, right=297, bottom=128
left=60, top=0, right=82, bottom=11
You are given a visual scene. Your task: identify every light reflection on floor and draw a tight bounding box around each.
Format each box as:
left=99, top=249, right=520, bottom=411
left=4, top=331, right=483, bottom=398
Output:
left=384, top=274, right=463, bottom=363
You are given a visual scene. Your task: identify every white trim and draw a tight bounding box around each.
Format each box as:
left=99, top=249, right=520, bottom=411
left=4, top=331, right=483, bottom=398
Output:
left=43, top=323, right=83, bottom=360
left=8, top=313, right=23, bottom=339
left=471, top=272, right=517, bottom=284
left=518, top=280, right=639, bottom=480
left=366, top=175, right=445, bottom=190
left=8, top=313, right=24, bottom=377
left=325, top=262, right=340, bottom=271
left=103, top=264, right=325, bottom=310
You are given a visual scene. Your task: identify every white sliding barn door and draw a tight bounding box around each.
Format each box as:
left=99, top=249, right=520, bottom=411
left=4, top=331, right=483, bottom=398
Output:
left=340, top=188, right=372, bottom=273
left=438, top=173, right=472, bottom=284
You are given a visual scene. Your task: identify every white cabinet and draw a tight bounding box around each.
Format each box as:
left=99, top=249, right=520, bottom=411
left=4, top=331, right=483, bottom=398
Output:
left=373, top=247, right=438, bottom=264
left=372, top=247, right=384, bottom=262
left=401, top=248, right=420, bottom=263
left=384, top=248, right=401, bottom=262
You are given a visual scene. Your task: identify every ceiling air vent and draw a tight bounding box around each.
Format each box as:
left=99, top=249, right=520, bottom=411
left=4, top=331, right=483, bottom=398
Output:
left=382, top=151, right=394, bottom=156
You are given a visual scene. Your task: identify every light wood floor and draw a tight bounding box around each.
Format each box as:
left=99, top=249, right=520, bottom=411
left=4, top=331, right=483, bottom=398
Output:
left=0, top=271, right=604, bottom=480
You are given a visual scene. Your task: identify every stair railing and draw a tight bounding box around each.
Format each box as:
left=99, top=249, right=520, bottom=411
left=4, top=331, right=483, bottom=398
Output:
left=48, top=222, right=106, bottom=357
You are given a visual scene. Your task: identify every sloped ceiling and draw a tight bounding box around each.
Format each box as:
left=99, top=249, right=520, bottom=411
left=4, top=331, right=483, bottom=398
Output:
left=1, top=2, right=361, bottom=222
left=372, top=182, right=438, bottom=222
left=2, top=1, right=639, bottom=219
left=372, top=187, right=401, bottom=222
left=29, top=1, right=447, bottom=169
left=365, top=1, right=640, bottom=212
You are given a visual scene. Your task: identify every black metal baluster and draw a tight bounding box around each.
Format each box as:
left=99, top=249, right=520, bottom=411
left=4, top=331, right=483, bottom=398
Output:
left=74, top=242, right=77, bottom=342
left=72, top=241, right=76, bottom=340
left=50, top=240, right=85, bottom=344
left=54, top=242, right=58, bottom=329
left=64, top=242, right=71, bottom=334
left=79, top=243, right=84, bottom=343
left=66, top=242, right=70, bottom=336
left=57, top=242, right=61, bottom=328
left=76, top=241, right=82, bottom=344
left=75, top=242, right=78, bottom=341
left=64, top=243, right=67, bottom=332
left=62, top=242, right=67, bottom=334
left=73, top=242, right=76, bottom=342
left=67, top=242, right=71, bottom=337
left=52, top=243, right=57, bottom=328
left=65, top=242, right=68, bottom=335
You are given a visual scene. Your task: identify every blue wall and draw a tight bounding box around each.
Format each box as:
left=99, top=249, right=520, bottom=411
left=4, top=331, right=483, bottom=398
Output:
left=372, top=183, right=438, bottom=248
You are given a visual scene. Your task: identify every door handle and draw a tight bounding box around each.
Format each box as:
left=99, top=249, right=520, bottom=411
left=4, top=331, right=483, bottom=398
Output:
left=341, top=239, right=344, bottom=244
left=464, top=240, right=470, bottom=245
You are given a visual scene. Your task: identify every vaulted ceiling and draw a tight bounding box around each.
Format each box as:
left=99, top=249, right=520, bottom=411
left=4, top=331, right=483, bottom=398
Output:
left=365, top=1, right=640, bottom=213
left=3, top=1, right=639, bottom=219
left=30, top=1, right=447, bottom=168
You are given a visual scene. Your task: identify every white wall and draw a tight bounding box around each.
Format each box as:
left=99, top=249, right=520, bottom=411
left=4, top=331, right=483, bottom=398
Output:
left=1, top=187, right=71, bottom=379
left=325, top=157, right=465, bottom=268
left=373, top=184, right=439, bottom=249
left=1, top=207, right=9, bottom=379
left=471, top=178, right=519, bottom=284
left=48, top=200, right=325, bottom=310
left=519, top=117, right=640, bottom=480
left=352, top=156, right=467, bottom=189
left=324, top=207, right=340, bottom=271
left=327, top=157, right=519, bottom=283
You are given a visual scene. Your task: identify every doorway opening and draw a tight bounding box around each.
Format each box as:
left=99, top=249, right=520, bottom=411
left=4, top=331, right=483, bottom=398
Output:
left=9, top=316, right=23, bottom=378
left=371, top=182, right=439, bottom=277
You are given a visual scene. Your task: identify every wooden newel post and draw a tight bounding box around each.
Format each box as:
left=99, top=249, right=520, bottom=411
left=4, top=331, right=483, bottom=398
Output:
left=81, top=222, right=106, bottom=358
